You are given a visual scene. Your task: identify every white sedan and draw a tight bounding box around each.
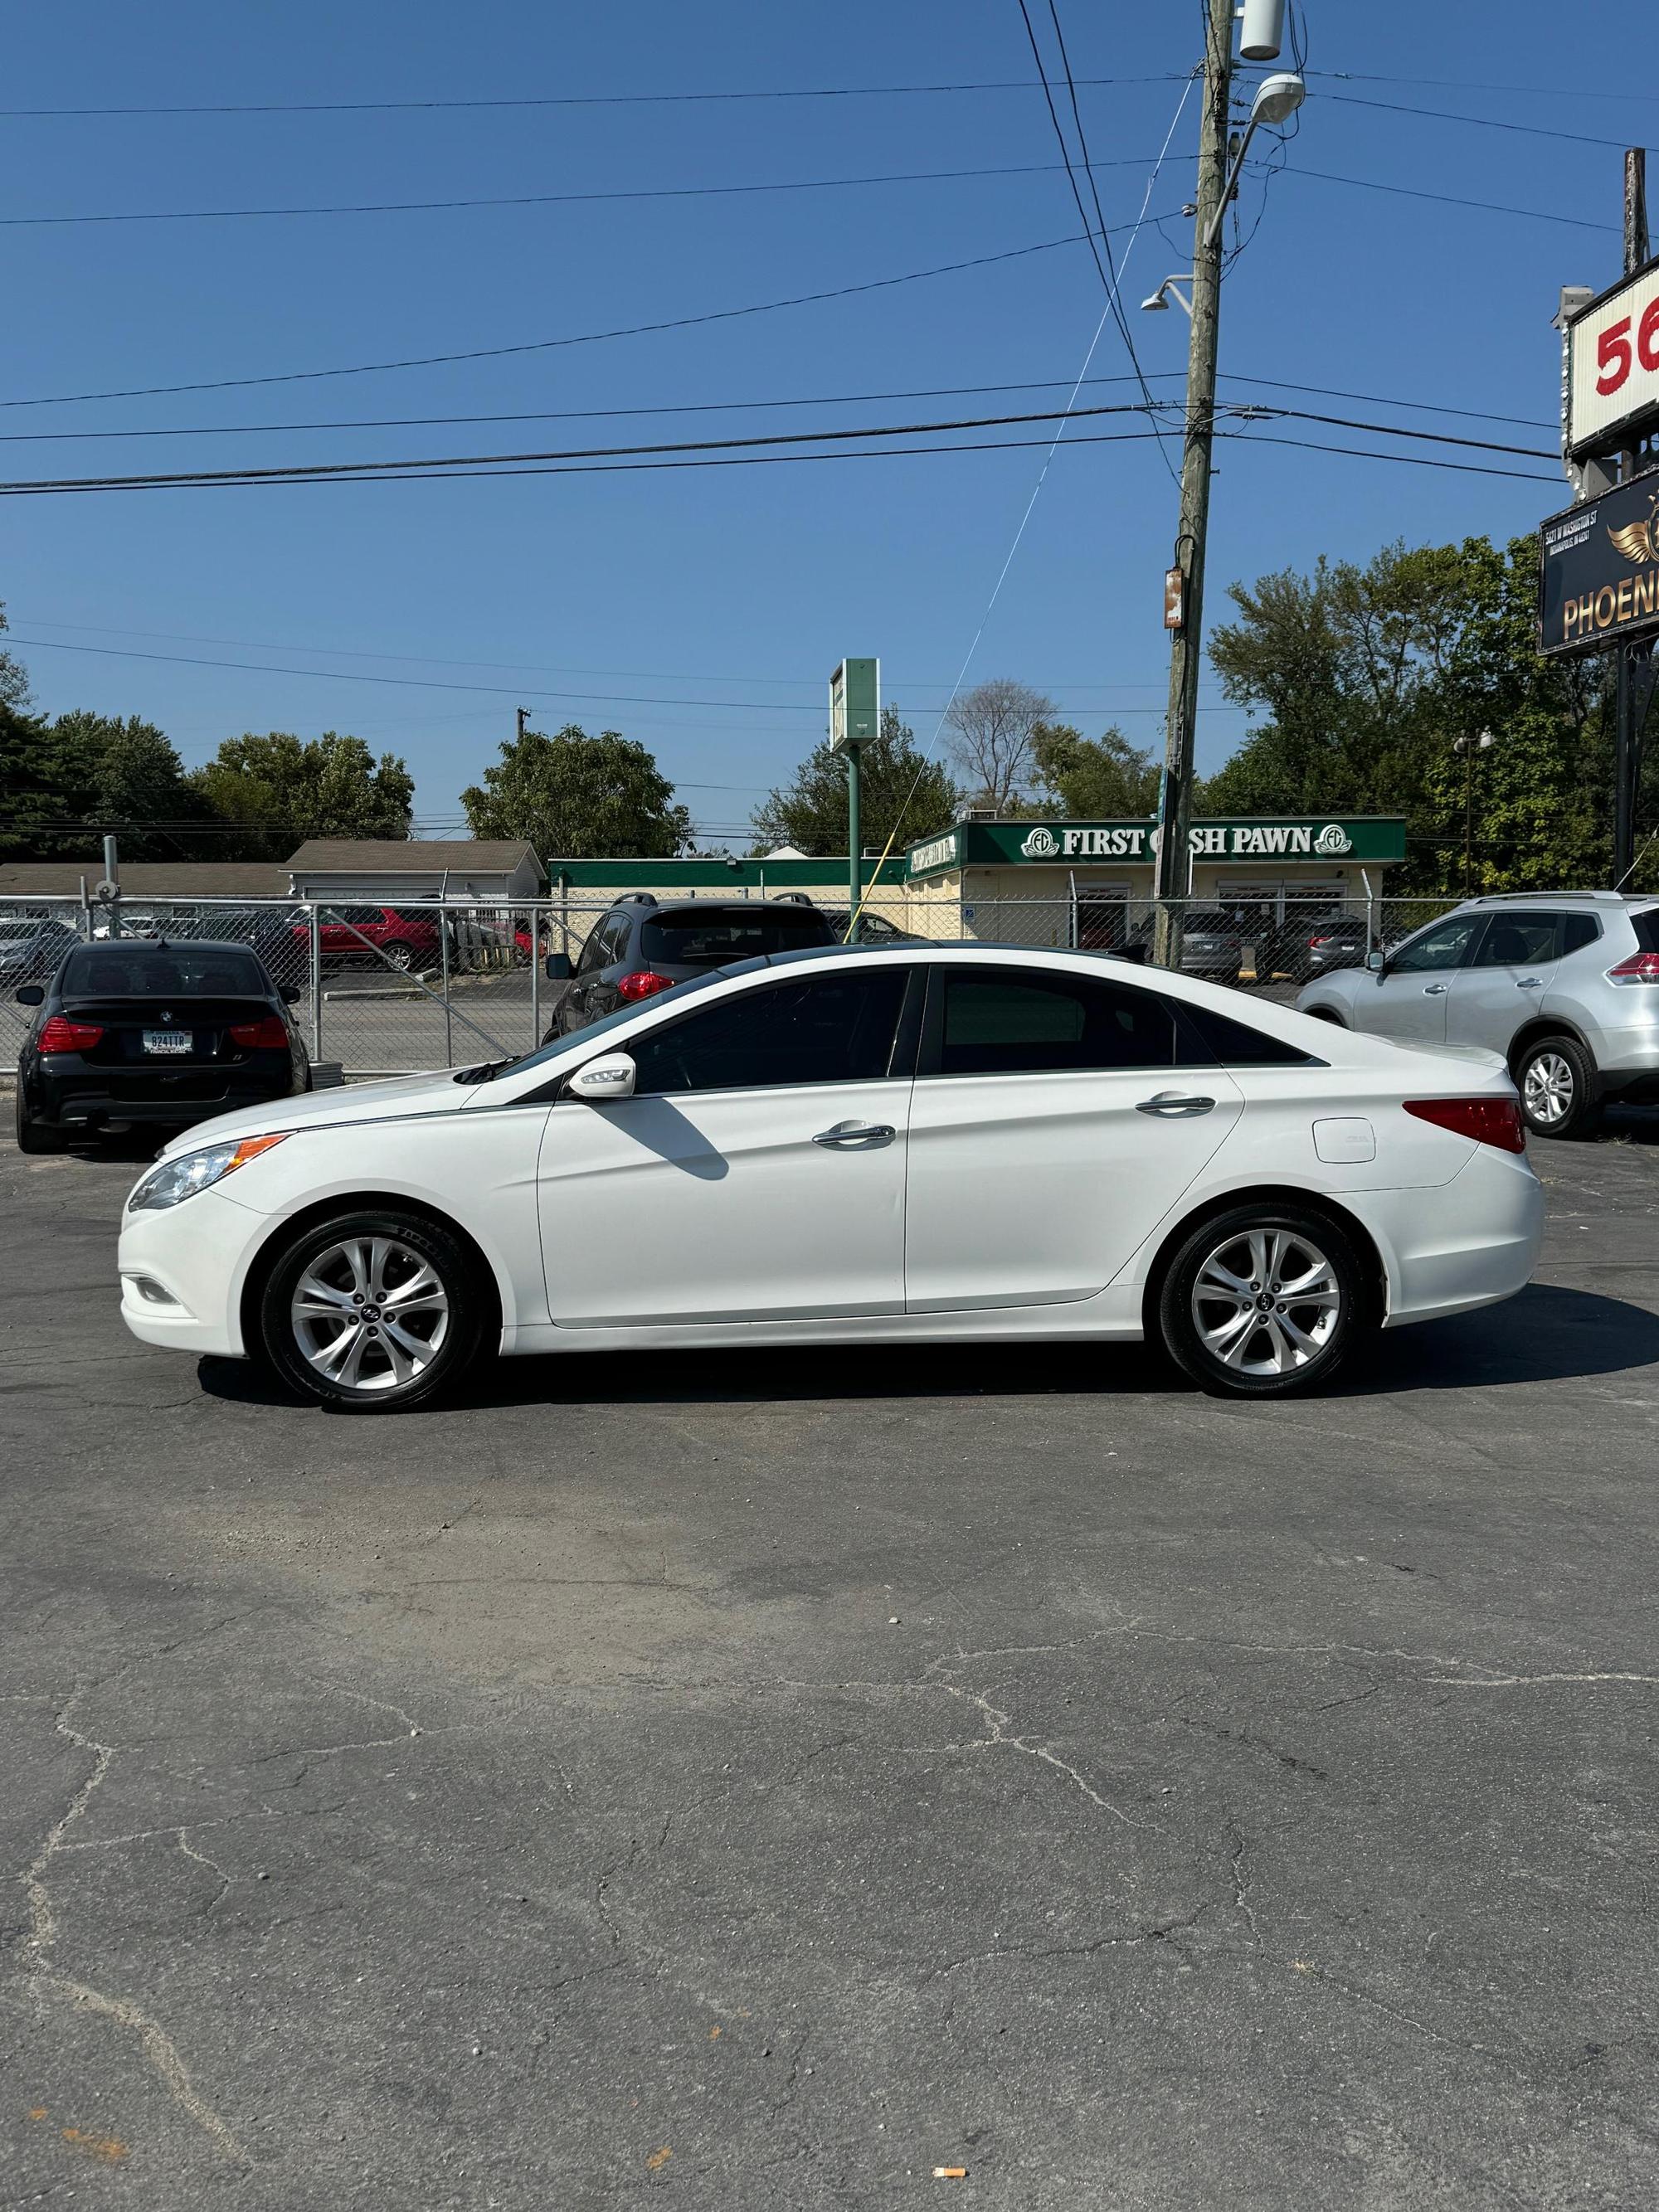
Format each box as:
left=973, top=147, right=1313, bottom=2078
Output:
left=117, top=944, right=1543, bottom=1411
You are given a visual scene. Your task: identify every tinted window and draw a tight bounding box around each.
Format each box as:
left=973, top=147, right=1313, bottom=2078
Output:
left=933, top=968, right=1176, bottom=1077
left=629, top=969, right=909, bottom=1095
left=576, top=918, right=616, bottom=974
left=1562, top=913, right=1601, bottom=954
left=1389, top=915, right=1481, bottom=974
left=1631, top=910, right=1659, bottom=954
left=1177, top=1001, right=1316, bottom=1067
left=640, top=906, right=832, bottom=967
left=61, top=946, right=270, bottom=997
left=1472, top=913, right=1559, bottom=967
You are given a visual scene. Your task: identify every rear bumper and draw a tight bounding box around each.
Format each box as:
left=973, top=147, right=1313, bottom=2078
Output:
left=1346, top=1147, right=1545, bottom=1328
left=28, top=1071, right=298, bottom=1128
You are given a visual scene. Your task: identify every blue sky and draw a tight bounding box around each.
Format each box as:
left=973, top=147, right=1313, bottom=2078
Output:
left=0, top=1, right=1646, bottom=847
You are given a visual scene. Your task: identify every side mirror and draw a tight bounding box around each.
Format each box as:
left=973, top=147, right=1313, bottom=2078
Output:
left=544, top=952, right=573, bottom=982
left=280, top=983, right=301, bottom=1004
left=567, top=1053, right=636, bottom=1102
left=1365, top=950, right=1386, bottom=972
left=15, top=984, right=44, bottom=1006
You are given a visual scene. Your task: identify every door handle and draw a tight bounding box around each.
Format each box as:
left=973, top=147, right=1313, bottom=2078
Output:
left=812, top=1121, right=896, bottom=1147
left=1135, top=1091, right=1215, bottom=1117
left=1422, top=983, right=1448, bottom=995
left=1515, top=976, right=1543, bottom=989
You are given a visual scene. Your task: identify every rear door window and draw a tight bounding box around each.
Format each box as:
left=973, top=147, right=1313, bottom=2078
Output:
left=640, top=906, right=834, bottom=966
left=1470, top=913, right=1560, bottom=967
left=927, top=966, right=1178, bottom=1077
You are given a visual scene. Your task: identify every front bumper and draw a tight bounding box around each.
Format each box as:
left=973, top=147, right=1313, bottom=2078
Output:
left=117, top=1187, right=270, bottom=1357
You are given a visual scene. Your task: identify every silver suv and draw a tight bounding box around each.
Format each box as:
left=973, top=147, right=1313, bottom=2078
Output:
left=1297, top=891, right=1659, bottom=1138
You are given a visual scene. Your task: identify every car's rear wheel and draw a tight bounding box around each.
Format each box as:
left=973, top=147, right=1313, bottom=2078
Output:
left=260, top=1209, right=486, bottom=1412
left=1515, top=1033, right=1599, bottom=1140
left=382, top=940, right=415, bottom=972
left=1157, top=1203, right=1370, bottom=1398
left=13, top=1090, right=64, bottom=1153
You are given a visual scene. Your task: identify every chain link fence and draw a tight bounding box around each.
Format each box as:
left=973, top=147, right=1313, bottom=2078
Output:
left=1, top=887, right=1464, bottom=1079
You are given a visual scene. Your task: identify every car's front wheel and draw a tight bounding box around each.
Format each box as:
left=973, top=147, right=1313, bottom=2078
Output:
left=1157, top=1203, right=1370, bottom=1398
left=260, top=1209, right=487, bottom=1412
left=1515, top=1033, right=1599, bottom=1140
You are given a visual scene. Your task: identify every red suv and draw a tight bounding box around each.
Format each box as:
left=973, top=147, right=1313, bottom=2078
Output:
left=291, top=905, right=441, bottom=973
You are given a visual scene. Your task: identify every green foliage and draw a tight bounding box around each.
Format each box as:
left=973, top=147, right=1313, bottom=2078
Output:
left=751, top=707, right=961, bottom=856
left=461, top=723, right=690, bottom=858
left=1204, top=535, right=1617, bottom=892
left=192, top=732, right=416, bottom=861
left=1025, top=721, right=1160, bottom=818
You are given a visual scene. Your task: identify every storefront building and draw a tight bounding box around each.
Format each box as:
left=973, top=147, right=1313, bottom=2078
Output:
left=903, top=814, right=1408, bottom=946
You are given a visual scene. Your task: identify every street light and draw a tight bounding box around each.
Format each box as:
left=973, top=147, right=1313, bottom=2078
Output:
left=1452, top=727, right=1497, bottom=893
left=1203, top=73, right=1306, bottom=249
left=1141, top=275, right=1195, bottom=317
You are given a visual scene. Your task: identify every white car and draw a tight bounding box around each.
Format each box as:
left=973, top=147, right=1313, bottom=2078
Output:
left=117, top=944, right=1543, bottom=1411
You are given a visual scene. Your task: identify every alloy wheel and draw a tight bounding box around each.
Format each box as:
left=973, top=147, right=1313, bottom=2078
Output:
left=1190, top=1226, right=1342, bottom=1378
left=289, top=1235, right=450, bottom=1392
left=1523, top=1051, right=1574, bottom=1128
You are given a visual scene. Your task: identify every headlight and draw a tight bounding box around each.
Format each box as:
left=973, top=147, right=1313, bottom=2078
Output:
left=127, top=1131, right=289, bottom=1212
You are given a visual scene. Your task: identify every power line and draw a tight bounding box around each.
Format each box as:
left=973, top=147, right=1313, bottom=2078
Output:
left=0, top=231, right=1108, bottom=411
left=1319, top=90, right=1657, bottom=152
left=1276, top=160, right=1621, bottom=233
left=1044, top=0, right=1182, bottom=481
left=3, top=630, right=1247, bottom=712
left=1013, top=0, right=1180, bottom=484
left=0, top=75, right=1191, bottom=120
left=0, top=396, right=1555, bottom=498
left=0, top=366, right=1556, bottom=446
left=0, top=155, right=1180, bottom=231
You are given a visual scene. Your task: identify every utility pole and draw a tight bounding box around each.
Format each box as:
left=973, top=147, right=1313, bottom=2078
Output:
left=516, top=705, right=531, bottom=743
left=1614, top=148, right=1651, bottom=887
left=1152, top=0, right=1235, bottom=964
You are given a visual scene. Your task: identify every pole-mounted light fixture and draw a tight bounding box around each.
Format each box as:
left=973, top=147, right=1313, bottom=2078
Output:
left=1141, top=274, right=1195, bottom=317
left=1202, top=72, right=1306, bottom=249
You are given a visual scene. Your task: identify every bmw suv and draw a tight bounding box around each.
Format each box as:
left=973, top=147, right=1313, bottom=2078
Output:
left=542, top=894, right=836, bottom=1039
left=1297, top=891, right=1659, bottom=1137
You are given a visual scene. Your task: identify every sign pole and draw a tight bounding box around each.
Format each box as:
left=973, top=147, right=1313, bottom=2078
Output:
left=830, top=658, right=879, bottom=941
left=1616, top=149, right=1651, bottom=886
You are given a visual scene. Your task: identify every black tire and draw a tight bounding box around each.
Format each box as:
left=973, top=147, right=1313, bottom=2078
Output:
left=1157, top=1201, right=1371, bottom=1399
left=14, top=1089, right=64, bottom=1153
left=260, top=1208, right=489, bottom=1413
left=382, top=940, right=415, bottom=972
left=1515, top=1033, right=1601, bottom=1140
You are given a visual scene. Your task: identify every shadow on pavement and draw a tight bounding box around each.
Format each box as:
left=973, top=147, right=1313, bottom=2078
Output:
left=198, top=1281, right=1659, bottom=1416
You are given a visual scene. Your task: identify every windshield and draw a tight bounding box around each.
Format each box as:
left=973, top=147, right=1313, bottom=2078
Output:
left=61, top=945, right=272, bottom=997
left=640, top=907, right=831, bottom=966
left=460, top=967, right=732, bottom=1084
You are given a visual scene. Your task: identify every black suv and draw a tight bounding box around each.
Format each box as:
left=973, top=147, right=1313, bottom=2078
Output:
left=543, top=895, right=836, bottom=1039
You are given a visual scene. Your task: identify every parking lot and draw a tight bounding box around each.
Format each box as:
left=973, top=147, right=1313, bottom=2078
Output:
left=3, top=1113, right=1658, bottom=2210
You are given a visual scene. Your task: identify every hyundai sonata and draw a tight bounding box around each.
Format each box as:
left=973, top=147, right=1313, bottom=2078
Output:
left=117, top=944, right=1543, bottom=1410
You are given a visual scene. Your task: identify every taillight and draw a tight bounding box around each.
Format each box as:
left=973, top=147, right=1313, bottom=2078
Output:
left=1404, top=1097, right=1526, bottom=1154
left=615, top=970, right=675, bottom=1003
left=1607, top=951, right=1659, bottom=984
left=228, top=1014, right=290, bottom=1048
left=1308, top=935, right=1335, bottom=947
left=38, top=1015, right=104, bottom=1053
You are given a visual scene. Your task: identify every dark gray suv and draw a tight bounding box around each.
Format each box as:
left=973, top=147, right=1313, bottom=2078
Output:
left=542, top=895, right=836, bottom=1039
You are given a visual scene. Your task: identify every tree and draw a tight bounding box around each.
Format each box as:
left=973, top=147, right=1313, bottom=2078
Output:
left=46, top=711, right=214, bottom=862
left=751, top=706, right=961, bottom=856
left=192, top=732, right=416, bottom=860
left=461, top=723, right=690, bottom=858
left=1026, top=721, right=1159, bottom=818
left=1203, top=535, right=1616, bottom=892
left=0, top=600, right=29, bottom=714
left=943, top=678, right=1053, bottom=814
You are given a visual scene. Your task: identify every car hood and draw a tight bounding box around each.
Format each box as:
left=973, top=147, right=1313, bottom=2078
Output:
left=154, top=1068, right=466, bottom=1156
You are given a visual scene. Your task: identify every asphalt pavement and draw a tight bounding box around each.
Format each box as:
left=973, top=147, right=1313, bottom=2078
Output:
left=2, top=1117, right=1657, bottom=2210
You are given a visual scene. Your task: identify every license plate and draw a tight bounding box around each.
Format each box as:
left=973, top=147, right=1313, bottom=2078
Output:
left=143, top=1028, right=192, bottom=1056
